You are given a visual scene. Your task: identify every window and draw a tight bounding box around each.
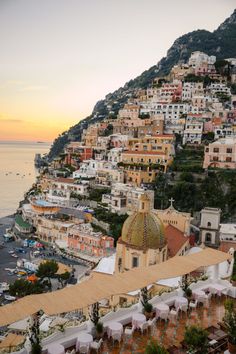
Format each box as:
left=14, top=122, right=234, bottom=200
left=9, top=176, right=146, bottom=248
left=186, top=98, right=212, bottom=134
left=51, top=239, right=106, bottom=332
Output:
left=226, top=148, right=232, bottom=153
left=226, top=157, right=232, bottom=162
left=206, top=233, right=212, bottom=243
left=213, top=148, right=219, bottom=153
left=213, top=156, right=219, bottom=161
left=132, top=257, right=139, bottom=268
left=207, top=222, right=211, bottom=227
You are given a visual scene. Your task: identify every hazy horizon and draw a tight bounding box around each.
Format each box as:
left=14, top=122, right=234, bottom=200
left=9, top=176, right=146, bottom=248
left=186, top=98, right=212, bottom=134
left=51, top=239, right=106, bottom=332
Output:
left=0, top=0, right=235, bottom=142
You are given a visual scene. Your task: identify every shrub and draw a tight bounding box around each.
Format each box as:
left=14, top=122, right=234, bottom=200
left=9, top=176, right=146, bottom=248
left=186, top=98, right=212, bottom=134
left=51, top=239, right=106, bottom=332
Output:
left=145, top=339, right=168, bottom=354
left=143, top=302, right=153, bottom=314
left=184, top=325, right=208, bottom=354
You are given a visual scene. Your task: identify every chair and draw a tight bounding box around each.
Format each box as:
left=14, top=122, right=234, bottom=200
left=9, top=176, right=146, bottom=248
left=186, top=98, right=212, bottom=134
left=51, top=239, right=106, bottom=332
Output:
left=169, top=308, right=178, bottom=322
left=90, top=338, right=103, bottom=352
left=124, top=325, right=135, bottom=338
left=79, top=345, right=89, bottom=354
left=139, top=321, right=149, bottom=334
left=147, top=317, right=157, bottom=330
left=112, top=332, right=122, bottom=345
left=179, top=305, right=188, bottom=316
left=189, top=299, right=198, bottom=310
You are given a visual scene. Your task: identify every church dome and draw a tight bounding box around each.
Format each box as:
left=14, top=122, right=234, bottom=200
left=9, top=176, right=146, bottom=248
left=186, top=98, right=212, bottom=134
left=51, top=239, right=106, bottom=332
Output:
left=121, top=194, right=166, bottom=250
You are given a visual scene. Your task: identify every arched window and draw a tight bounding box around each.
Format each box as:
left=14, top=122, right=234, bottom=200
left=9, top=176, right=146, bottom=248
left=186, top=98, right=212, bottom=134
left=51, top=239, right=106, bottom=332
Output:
left=207, top=222, right=211, bottom=227
left=206, top=232, right=212, bottom=242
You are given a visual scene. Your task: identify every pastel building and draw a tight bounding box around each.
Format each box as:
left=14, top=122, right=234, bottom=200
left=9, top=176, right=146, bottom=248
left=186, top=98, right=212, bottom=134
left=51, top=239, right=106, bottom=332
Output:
left=102, top=183, right=154, bottom=215
left=67, top=223, right=114, bottom=258
left=183, top=116, right=203, bottom=145
left=203, top=137, right=236, bottom=169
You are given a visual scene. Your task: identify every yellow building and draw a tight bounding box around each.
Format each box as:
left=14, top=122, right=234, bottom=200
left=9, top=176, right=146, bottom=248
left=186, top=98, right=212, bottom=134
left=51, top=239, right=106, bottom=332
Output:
left=124, top=167, right=157, bottom=186
left=121, top=150, right=170, bottom=173
left=155, top=199, right=192, bottom=236
left=115, top=194, right=168, bottom=273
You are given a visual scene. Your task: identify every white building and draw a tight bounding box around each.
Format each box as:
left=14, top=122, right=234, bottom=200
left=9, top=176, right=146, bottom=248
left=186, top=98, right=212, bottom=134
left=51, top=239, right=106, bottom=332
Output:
left=102, top=183, right=154, bottom=215
left=208, top=83, right=231, bottom=96
left=220, top=224, right=236, bottom=242
left=183, top=117, right=203, bottom=145
left=200, top=207, right=221, bottom=247
left=188, top=51, right=216, bottom=67
left=107, top=148, right=123, bottom=166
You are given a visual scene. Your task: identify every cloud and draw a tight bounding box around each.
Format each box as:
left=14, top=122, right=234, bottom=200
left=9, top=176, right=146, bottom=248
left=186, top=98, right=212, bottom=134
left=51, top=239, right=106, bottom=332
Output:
left=19, top=85, right=48, bottom=92
left=0, top=117, right=24, bottom=123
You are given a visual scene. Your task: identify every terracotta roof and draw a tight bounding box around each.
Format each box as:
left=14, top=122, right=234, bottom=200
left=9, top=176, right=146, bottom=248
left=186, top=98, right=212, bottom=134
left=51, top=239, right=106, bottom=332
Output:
left=55, top=178, right=75, bottom=184
left=165, top=225, right=189, bottom=257
left=151, top=134, right=174, bottom=138
left=219, top=241, right=236, bottom=253
left=122, top=150, right=165, bottom=155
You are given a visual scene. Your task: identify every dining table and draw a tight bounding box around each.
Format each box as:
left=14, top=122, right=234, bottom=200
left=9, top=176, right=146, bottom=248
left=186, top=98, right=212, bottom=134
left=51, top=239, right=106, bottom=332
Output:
left=76, top=332, right=93, bottom=351
left=107, top=321, right=123, bottom=338
left=132, top=313, right=146, bottom=329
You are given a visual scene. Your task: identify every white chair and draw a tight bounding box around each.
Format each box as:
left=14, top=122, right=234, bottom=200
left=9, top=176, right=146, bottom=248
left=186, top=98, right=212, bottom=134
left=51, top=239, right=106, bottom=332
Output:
left=179, top=305, right=188, bottom=316
left=139, top=321, right=149, bottom=334
left=112, top=332, right=122, bottom=345
left=79, top=345, right=89, bottom=354
left=90, top=338, right=103, bottom=352
left=169, top=308, right=178, bottom=322
left=147, top=317, right=156, bottom=330
left=124, top=325, right=135, bottom=338
left=189, top=299, right=198, bottom=310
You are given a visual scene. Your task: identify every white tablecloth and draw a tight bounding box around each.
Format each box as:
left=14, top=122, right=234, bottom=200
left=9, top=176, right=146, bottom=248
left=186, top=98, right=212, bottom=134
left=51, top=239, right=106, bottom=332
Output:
left=47, top=343, right=65, bottom=354
left=175, top=296, right=188, bottom=309
left=209, top=284, right=227, bottom=295
left=155, top=303, right=169, bottom=317
left=107, top=322, right=123, bottom=338
left=193, top=289, right=206, bottom=300
left=76, top=332, right=93, bottom=351
left=132, top=313, right=146, bottom=329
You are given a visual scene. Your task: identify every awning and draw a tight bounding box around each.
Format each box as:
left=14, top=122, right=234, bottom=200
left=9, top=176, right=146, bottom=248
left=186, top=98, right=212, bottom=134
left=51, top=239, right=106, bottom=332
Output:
left=0, top=248, right=231, bottom=326
left=0, top=333, right=25, bottom=349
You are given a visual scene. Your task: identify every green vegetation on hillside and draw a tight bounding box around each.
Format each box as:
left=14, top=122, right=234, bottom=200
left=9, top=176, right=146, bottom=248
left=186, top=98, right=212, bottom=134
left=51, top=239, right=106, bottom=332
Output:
left=154, top=170, right=236, bottom=220
left=94, top=208, right=128, bottom=243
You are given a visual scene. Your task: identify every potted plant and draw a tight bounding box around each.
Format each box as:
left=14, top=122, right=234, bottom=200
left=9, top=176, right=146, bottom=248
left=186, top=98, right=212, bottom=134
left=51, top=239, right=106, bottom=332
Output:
left=184, top=325, right=208, bottom=354
left=96, top=322, right=104, bottom=339
left=223, top=299, right=236, bottom=354
left=145, top=339, right=168, bottom=354
left=143, top=302, right=153, bottom=319
left=185, top=287, right=192, bottom=302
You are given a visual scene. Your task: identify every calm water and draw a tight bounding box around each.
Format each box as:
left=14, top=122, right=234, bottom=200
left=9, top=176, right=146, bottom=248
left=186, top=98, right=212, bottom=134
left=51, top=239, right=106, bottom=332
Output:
left=0, top=141, right=51, bottom=218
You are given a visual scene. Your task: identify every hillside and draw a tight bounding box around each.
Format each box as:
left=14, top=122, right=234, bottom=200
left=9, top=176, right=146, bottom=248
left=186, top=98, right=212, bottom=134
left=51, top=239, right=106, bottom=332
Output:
left=48, top=9, right=236, bottom=159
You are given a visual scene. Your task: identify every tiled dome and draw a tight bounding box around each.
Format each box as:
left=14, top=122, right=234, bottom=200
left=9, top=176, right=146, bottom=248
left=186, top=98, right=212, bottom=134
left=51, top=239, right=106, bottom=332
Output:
left=121, top=194, right=166, bottom=250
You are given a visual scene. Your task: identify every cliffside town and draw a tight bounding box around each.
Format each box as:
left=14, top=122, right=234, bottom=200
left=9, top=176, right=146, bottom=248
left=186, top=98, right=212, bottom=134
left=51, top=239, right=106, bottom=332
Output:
left=13, top=50, right=236, bottom=265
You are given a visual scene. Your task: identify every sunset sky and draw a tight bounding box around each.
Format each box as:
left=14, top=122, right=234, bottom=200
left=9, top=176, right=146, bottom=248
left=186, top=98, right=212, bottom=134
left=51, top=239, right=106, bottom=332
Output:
left=0, top=0, right=235, bottom=142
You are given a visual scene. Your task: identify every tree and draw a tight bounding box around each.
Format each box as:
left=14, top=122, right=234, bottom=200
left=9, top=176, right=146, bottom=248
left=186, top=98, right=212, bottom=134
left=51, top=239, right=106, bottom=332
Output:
left=145, top=340, right=168, bottom=354
left=58, top=271, right=70, bottom=287
left=184, top=325, right=208, bottom=354
left=36, top=260, right=58, bottom=288
left=9, top=279, right=44, bottom=298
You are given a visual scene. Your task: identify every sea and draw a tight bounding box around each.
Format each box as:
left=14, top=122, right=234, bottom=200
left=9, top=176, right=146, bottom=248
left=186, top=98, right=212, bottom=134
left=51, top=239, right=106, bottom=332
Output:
left=0, top=141, right=51, bottom=218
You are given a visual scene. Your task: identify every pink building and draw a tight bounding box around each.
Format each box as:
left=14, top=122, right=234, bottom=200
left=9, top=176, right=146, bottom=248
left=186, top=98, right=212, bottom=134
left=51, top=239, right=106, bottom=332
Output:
left=68, top=224, right=114, bottom=258
left=203, top=137, right=236, bottom=169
